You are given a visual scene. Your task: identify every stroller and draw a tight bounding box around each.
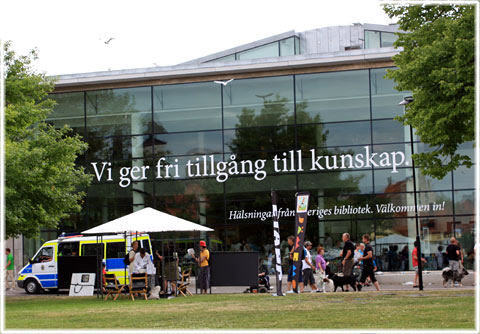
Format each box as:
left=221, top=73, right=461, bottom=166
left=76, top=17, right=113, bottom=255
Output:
left=244, top=263, right=271, bottom=293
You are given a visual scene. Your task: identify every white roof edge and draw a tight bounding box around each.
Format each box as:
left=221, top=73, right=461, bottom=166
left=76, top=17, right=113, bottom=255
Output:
left=55, top=48, right=400, bottom=88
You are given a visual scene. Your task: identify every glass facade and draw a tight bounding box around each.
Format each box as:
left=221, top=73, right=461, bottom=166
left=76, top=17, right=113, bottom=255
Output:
left=45, top=67, right=475, bottom=272
left=365, top=30, right=398, bottom=49
left=207, top=36, right=301, bottom=63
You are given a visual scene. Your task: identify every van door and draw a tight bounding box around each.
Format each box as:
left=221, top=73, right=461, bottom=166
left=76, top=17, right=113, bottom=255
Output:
left=31, top=245, right=57, bottom=288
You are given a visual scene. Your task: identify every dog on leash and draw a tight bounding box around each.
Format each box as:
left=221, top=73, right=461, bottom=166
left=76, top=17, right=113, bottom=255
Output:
left=325, top=265, right=361, bottom=292
left=442, top=267, right=468, bottom=287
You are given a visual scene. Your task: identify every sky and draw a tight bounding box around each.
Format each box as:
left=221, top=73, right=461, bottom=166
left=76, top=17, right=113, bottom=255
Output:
left=1, top=0, right=394, bottom=76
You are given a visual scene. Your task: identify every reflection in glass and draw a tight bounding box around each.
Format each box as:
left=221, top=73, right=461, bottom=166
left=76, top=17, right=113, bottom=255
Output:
left=381, top=32, right=398, bottom=47
left=279, top=38, right=295, bottom=56
left=372, top=119, right=409, bottom=144
left=87, top=135, right=155, bottom=161
left=154, top=82, right=221, bottom=132
left=48, top=92, right=85, bottom=135
left=453, top=165, right=475, bottom=190
left=236, top=42, right=279, bottom=60
left=154, top=131, right=223, bottom=156
left=365, top=31, right=380, bottom=49
left=298, top=121, right=371, bottom=148
left=86, top=87, right=151, bottom=137
left=370, top=68, right=406, bottom=119
left=295, top=70, right=370, bottom=123
left=299, top=170, right=372, bottom=195
left=454, top=190, right=474, bottom=215
left=415, top=168, right=452, bottom=192
left=223, top=76, right=294, bottom=129
left=225, top=126, right=295, bottom=153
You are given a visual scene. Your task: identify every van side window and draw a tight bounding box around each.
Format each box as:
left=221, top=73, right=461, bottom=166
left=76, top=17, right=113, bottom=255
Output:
left=106, top=242, right=124, bottom=258
left=81, top=243, right=104, bottom=257
left=141, top=240, right=151, bottom=255
left=58, top=242, right=80, bottom=256
left=33, top=247, right=54, bottom=263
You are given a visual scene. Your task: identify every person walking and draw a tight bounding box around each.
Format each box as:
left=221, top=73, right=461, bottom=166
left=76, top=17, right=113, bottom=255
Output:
left=301, top=241, right=318, bottom=293
left=340, top=233, right=355, bottom=291
left=195, top=240, right=210, bottom=294
left=446, top=237, right=461, bottom=273
left=315, top=245, right=327, bottom=292
left=412, top=240, right=427, bottom=288
left=358, top=235, right=380, bottom=291
left=5, top=248, right=14, bottom=290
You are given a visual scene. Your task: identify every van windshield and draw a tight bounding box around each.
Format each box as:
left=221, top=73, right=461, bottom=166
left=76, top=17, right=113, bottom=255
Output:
left=33, top=247, right=54, bottom=263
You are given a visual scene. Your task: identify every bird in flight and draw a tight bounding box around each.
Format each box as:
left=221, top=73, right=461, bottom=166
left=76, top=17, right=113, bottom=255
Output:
left=104, top=38, right=115, bottom=44
left=214, top=79, right=234, bottom=86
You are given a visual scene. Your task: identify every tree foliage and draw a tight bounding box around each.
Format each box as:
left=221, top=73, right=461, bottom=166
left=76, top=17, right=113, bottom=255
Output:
left=384, top=4, right=475, bottom=179
left=4, top=42, right=92, bottom=238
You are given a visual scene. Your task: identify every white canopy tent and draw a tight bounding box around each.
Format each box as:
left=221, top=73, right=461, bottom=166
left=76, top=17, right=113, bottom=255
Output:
left=81, top=207, right=214, bottom=234
left=81, top=207, right=213, bottom=298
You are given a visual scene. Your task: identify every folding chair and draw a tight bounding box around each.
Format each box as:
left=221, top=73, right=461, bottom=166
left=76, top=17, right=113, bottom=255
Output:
left=129, top=273, right=148, bottom=301
left=104, top=273, right=126, bottom=301
left=177, top=269, right=193, bottom=297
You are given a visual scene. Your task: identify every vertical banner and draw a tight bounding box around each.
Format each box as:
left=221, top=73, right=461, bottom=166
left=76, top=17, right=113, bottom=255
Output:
left=292, top=192, right=309, bottom=293
left=271, top=191, right=283, bottom=296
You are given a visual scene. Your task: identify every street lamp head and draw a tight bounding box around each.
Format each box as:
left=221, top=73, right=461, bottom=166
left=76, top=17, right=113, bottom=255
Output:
left=398, top=96, right=414, bottom=106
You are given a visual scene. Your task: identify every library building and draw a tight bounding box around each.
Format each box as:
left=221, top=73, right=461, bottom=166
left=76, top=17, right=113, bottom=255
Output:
left=11, top=23, right=475, bottom=273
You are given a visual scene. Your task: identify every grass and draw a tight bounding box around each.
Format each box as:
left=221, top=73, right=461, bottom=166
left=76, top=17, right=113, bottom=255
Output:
left=5, top=290, right=475, bottom=330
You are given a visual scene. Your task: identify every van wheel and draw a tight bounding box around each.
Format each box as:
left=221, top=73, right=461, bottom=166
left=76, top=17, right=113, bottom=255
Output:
left=25, top=279, right=40, bottom=294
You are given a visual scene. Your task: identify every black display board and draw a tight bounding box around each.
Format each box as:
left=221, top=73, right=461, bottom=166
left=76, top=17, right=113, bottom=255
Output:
left=209, top=252, right=258, bottom=287
left=57, top=256, right=101, bottom=289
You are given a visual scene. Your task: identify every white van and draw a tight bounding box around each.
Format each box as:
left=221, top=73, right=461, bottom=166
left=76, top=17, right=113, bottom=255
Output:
left=16, top=233, right=152, bottom=294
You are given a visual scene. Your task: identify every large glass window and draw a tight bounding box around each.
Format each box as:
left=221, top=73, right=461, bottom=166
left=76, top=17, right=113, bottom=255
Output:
left=372, top=119, right=409, bottom=144
left=237, top=42, right=279, bottom=60
left=298, top=121, right=371, bottom=148
left=296, top=70, right=370, bottom=123
left=153, top=131, right=222, bottom=156
left=365, top=31, right=380, bottom=49
left=416, top=169, right=452, bottom=192
left=381, top=32, right=398, bottom=47
left=50, top=67, right=475, bottom=273
left=223, top=76, right=294, bottom=129
left=454, top=190, right=475, bottom=215
left=153, top=82, right=221, bottom=133
left=299, top=170, right=373, bottom=195
left=225, top=125, right=295, bottom=153
left=87, top=135, right=153, bottom=161
left=106, top=242, right=124, bottom=259
left=453, top=165, right=475, bottom=190
left=86, top=87, right=151, bottom=137
left=370, top=68, right=406, bottom=119
left=279, top=38, right=295, bottom=56
left=49, top=92, right=85, bottom=135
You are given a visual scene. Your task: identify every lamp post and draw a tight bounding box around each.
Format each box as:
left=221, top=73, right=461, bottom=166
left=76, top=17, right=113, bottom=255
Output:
left=399, top=96, right=423, bottom=291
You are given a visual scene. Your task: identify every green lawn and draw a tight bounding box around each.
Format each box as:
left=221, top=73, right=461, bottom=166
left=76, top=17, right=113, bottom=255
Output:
left=5, top=290, right=475, bottom=330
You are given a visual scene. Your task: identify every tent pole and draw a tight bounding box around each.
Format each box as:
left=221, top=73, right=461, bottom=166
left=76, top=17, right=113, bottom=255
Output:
left=100, top=234, right=104, bottom=298
left=96, top=235, right=99, bottom=299
left=124, top=231, right=127, bottom=287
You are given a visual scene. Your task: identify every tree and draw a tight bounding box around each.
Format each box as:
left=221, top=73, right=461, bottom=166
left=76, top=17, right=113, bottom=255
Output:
left=4, top=42, right=92, bottom=238
left=384, top=5, right=475, bottom=179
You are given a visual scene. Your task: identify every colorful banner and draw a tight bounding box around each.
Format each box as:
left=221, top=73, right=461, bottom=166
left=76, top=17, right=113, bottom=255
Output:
left=292, top=192, right=309, bottom=293
left=271, top=191, right=283, bottom=296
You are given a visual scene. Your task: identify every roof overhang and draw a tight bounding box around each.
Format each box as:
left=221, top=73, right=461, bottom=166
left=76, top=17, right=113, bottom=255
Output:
left=54, top=47, right=399, bottom=92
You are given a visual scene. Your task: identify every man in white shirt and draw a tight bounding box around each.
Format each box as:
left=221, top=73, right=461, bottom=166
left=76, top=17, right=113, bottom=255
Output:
left=134, top=248, right=153, bottom=273
left=301, top=241, right=319, bottom=293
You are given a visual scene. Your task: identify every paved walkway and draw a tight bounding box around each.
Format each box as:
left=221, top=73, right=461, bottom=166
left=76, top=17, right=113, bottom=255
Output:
left=4, top=270, right=476, bottom=296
